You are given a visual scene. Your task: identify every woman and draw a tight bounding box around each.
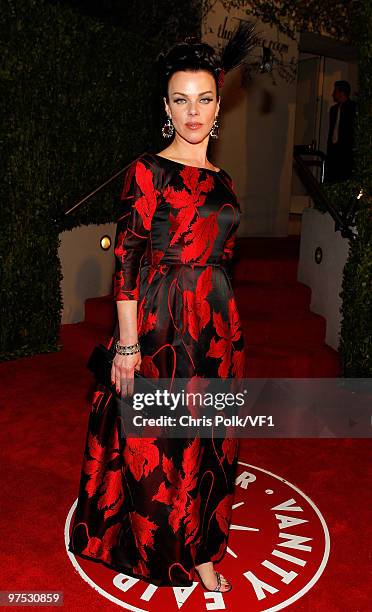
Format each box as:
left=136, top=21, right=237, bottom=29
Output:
left=69, top=22, right=257, bottom=593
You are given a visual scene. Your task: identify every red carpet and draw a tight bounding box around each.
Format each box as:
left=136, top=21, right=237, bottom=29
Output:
left=0, top=237, right=371, bottom=610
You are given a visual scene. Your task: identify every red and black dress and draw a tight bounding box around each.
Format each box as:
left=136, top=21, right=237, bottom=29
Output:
left=68, top=151, right=246, bottom=586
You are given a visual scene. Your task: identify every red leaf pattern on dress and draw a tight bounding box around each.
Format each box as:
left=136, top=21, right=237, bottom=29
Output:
left=184, top=491, right=202, bottom=546
left=83, top=432, right=114, bottom=497
left=148, top=249, right=166, bottom=284
left=232, top=349, right=246, bottom=378
left=83, top=432, right=105, bottom=497
left=80, top=522, right=122, bottom=564
left=167, top=192, right=197, bottom=246
left=221, top=438, right=239, bottom=465
left=206, top=336, right=230, bottom=378
left=182, top=212, right=219, bottom=264
left=113, top=224, right=132, bottom=300
left=133, top=162, right=158, bottom=231
left=228, top=298, right=242, bottom=342
left=152, top=438, right=203, bottom=536
left=215, top=493, right=234, bottom=536
left=138, top=296, right=157, bottom=336
left=182, top=266, right=212, bottom=340
left=206, top=297, right=242, bottom=377
left=130, top=511, right=158, bottom=563
left=114, top=228, right=129, bottom=262
left=83, top=427, right=123, bottom=519
left=97, top=468, right=124, bottom=520
left=181, top=166, right=214, bottom=197
left=123, top=438, right=160, bottom=481
left=163, top=167, right=214, bottom=246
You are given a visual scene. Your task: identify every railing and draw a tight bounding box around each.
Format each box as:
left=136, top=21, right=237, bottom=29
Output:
left=52, top=160, right=134, bottom=229
left=293, top=144, right=359, bottom=241
left=63, top=163, right=132, bottom=217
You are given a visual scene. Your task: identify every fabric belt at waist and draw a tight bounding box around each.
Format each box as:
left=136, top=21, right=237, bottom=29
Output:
left=140, top=261, right=232, bottom=289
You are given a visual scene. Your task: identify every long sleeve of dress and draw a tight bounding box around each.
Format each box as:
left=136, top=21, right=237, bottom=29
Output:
left=113, top=158, right=159, bottom=301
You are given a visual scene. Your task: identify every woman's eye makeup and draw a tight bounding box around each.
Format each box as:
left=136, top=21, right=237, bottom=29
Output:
left=173, top=97, right=214, bottom=103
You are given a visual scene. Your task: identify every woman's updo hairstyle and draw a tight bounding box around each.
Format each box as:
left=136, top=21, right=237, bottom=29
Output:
left=156, top=21, right=260, bottom=101
left=157, top=39, right=221, bottom=100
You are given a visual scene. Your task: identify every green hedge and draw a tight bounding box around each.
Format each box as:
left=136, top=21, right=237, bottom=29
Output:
left=0, top=0, right=201, bottom=359
left=337, top=0, right=372, bottom=375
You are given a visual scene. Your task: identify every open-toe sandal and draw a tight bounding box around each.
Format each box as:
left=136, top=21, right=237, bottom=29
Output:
left=199, top=570, right=232, bottom=593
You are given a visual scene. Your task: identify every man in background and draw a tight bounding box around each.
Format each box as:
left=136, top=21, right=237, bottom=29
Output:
left=325, top=80, right=356, bottom=182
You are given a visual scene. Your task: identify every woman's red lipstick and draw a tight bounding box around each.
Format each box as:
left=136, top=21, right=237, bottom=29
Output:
left=185, top=122, right=203, bottom=129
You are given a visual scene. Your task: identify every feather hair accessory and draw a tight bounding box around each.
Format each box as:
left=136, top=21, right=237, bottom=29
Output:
left=156, top=20, right=260, bottom=93
left=216, top=20, right=260, bottom=86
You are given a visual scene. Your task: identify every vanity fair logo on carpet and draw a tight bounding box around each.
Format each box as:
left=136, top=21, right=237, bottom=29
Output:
left=66, top=462, right=330, bottom=611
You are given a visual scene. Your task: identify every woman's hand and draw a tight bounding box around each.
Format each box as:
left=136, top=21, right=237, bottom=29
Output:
left=111, top=351, right=142, bottom=397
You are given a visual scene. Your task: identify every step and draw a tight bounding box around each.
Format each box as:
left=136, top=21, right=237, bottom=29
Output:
left=232, top=258, right=298, bottom=284
left=234, top=281, right=311, bottom=312
left=235, top=236, right=300, bottom=260
left=245, top=343, right=341, bottom=377
left=240, top=309, right=326, bottom=347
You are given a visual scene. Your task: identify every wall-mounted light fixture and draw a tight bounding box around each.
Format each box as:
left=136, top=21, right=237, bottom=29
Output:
left=100, top=235, right=111, bottom=251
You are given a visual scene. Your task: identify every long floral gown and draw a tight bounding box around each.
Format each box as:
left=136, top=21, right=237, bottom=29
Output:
left=68, top=151, right=246, bottom=586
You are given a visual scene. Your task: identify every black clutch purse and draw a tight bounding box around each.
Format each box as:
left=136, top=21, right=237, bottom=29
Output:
left=87, top=342, right=159, bottom=426
left=87, top=342, right=147, bottom=390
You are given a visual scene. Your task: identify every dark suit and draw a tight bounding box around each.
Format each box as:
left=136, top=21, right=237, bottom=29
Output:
left=325, top=98, right=356, bottom=182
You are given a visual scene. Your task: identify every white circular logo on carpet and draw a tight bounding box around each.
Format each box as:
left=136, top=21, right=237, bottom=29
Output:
left=66, top=461, right=330, bottom=610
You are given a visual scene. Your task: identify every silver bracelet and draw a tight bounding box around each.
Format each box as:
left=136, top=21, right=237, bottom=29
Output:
left=115, top=340, right=141, bottom=355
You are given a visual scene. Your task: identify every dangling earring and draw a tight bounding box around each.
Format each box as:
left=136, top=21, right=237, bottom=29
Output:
left=162, top=116, right=174, bottom=138
left=210, top=116, right=219, bottom=139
